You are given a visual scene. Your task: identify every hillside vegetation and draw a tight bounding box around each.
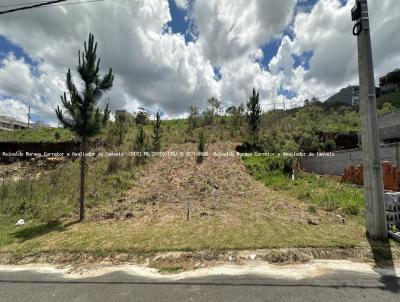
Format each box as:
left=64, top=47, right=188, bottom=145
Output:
left=2, top=93, right=400, bottom=256
left=0, top=128, right=75, bottom=143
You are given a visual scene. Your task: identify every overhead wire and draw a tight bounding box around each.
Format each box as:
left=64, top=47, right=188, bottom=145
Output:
left=0, top=0, right=104, bottom=15
left=0, top=1, right=58, bottom=8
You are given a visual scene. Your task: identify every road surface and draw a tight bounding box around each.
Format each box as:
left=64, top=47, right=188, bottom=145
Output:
left=0, top=264, right=399, bottom=301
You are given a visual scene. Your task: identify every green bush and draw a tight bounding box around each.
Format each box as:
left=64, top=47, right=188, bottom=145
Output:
left=0, top=158, right=135, bottom=222
left=243, top=156, right=364, bottom=216
left=197, top=131, right=207, bottom=163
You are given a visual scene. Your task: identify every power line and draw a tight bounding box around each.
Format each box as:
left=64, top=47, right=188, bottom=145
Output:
left=0, top=0, right=66, bottom=14
left=0, top=0, right=104, bottom=14
left=0, top=1, right=56, bottom=9
left=36, top=0, right=105, bottom=8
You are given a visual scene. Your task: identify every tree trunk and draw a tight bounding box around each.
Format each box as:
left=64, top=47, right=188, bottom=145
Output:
left=79, top=136, right=86, bottom=222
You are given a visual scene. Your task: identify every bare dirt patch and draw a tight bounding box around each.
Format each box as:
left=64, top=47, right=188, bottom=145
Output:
left=88, top=142, right=339, bottom=225
left=1, top=246, right=399, bottom=272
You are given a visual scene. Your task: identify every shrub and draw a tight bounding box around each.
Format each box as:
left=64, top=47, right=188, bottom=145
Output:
left=106, top=156, right=121, bottom=175
left=134, top=127, right=147, bottom=166
left=197, top=131, right=207, bottom=164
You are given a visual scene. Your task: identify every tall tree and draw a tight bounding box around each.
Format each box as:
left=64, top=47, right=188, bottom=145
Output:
left=203, top=97, right=221, bottom=126
left=152, top=110, right=162, bottom=152
left=115, top=111, right=129, bottom=146
left=226, top=103, right=245, bottom=134
left=187, top=106, right=199, bottom=132
left=197, top=131, right=207, bottom=164
left=135, top=126, right=147, bottom=166
left=246, top=88, right=262, bottom=146
left=208, top=97, right=221, bottom=116
left=55, top=33, right=114, bottom=221
left=135, top=107, right=150, bottom=125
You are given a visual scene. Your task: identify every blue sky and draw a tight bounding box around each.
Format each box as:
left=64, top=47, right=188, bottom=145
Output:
left=0, top=36, right=34, bottom=65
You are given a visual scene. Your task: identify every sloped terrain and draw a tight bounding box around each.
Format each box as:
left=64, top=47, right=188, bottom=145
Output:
left=0, top=142, right=369, bottom=257
left=89, top=142, right=341, bottom=226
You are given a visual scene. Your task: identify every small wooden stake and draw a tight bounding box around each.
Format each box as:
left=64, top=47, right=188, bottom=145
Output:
left=186, top=201, right=191, bottom=221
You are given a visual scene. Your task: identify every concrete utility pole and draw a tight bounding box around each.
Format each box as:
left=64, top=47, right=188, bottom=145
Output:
left=352, top=0, right=387, bottom=239
left=27, top=105, right=31, bottom=128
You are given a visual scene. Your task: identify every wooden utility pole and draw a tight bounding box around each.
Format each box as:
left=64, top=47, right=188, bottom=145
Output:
left=352, top=0, right=387, bottom=239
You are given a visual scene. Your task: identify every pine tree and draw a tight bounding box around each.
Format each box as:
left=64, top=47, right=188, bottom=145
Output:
left=187, top=106, right=199, bottom=132
left=197, top=131, right=207, bottom=163
left=135, top=126, right=147, bottom=165
left=246, top=88, right=262, bottom=147
left=115, top=111, right=129, bottom=146
left=152, top=110, right=162, bottom=152
left=55, top=33, right=114, bottom=221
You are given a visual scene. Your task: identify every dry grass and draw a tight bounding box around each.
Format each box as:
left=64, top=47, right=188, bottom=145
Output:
left=88, top=142, right=344, bottom=226
left=1, top=218, right=367, bottom=255
left=0, top=142, right=372, bottom=257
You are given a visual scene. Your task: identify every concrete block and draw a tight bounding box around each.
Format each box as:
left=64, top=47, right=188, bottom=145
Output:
left=389, top=232, right=400, bottom=242
left=387, top=220, right=400, bottom=231
left=385, top=202, right=400, bottom=212
left=384, top=192, right=400, bottom=208
left=386, top=212, right=400, bottom=223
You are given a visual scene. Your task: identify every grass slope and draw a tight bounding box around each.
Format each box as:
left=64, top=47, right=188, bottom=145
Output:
left=0, top=143, right=368, bottom=255
left=0, top=128, right=75, bottom=143
left=377, top=91, right=400, bottom=109
left=243, top=156, right=364, bottom=215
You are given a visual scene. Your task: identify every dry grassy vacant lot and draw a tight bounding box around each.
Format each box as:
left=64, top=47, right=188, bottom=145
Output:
left=1, top=142, right=383, bottom=258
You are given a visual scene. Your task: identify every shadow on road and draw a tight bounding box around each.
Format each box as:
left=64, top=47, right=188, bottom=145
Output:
left=0, top=278, right=396, bottom=290
left=368, top=236, right=400, bottom=293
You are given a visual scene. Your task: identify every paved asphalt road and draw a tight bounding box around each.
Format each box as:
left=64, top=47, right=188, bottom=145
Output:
left=0, top=269, right=399, bottom=302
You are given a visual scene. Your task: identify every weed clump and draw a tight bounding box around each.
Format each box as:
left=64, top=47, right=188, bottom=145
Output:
left=197, top=131, right=207, bottom=164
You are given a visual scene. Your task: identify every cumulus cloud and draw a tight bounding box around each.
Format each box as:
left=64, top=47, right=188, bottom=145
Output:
left=0, top=0, right=399, bottom=122
left=267, top=0, right=400, bottom=105
left=192, top=0, right=297, bottom=66
left=221, top=55, right=280, bottom=107
left=291, top=0, right=400, bottom=93
left=0, top=98, right=29, bottom=122
left=0, top=0, right=219, bottom=120
left=269, top=36, right=296, bottom=79
left=293, top=0, right=356, bottom=88
left=0, top=54, right=34, bottom=99
left=174, top=0, right=189, bottom=10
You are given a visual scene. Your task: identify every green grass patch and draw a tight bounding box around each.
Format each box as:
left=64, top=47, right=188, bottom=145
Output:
left=0, top=157, right=136, bottom=222
left=0, top=218, right=367, bottom=254
left=0, top=128, right=75, bottom=143
left=243, top=156, right=364, bottom=216
left=377, top=91, right=400, bottom=109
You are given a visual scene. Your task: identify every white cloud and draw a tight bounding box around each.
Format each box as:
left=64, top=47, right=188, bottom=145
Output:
left=269, top=36, right=295, bottom=80
left=0, top=0, right=219, bottom=120
left=0, top=0, right=399, bottom=122
left=190, top=0, right=297, bottom=110
left=221, top=54, right=280, bottom=108
left=174, top=0, right=189, bottom=10
left=293, top=0, right=356, bottom=88
left=192, top=0, right=297, bottom=66
left=0, top=98, right=29, bottom=122
left=265, top=0, right=400, bottom=106
left=290, top=0, right=400, bottom=97
left=0, top=54, right=34, bottom=99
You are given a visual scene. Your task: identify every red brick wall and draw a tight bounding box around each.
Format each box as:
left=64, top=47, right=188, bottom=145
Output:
left=341, top=161, right=400, bottom=191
